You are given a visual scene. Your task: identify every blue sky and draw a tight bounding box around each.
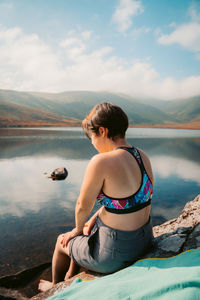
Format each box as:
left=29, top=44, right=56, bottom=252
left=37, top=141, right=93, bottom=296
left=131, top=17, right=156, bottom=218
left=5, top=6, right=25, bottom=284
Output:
left=0, top=0, right=200, bottom=99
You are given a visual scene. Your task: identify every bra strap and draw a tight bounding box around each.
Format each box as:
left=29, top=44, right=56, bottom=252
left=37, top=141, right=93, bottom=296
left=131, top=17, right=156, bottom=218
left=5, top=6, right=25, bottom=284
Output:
left=116, top=146, right=146, bottom=174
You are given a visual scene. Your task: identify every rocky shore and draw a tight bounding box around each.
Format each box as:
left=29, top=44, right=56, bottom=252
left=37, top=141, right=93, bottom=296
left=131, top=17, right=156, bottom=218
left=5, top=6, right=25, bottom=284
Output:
left=1, top=194, right=200, bottom=300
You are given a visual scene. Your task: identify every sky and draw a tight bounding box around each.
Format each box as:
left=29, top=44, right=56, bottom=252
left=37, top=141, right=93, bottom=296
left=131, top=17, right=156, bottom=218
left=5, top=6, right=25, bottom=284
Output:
left=0, top=0, right=200, bottom=100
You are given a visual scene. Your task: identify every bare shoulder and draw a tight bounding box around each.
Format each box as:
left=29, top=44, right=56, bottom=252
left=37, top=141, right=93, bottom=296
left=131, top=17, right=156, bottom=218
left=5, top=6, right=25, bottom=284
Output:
left=90, top=153, right=107, bottom=163
left=89, top=152, right=115, bottom=169
left=137, top=148, right=154, bottom=184
left=81, top=153, right=107, bottom=186
left=137, top=148, right=150, bottom=162
left=89, top=153, right=108, bottom=169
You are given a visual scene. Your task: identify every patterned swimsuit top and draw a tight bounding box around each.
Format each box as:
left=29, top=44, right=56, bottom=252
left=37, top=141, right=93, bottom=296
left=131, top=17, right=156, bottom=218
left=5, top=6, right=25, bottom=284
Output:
left=97, top=146, right=153, bottom=214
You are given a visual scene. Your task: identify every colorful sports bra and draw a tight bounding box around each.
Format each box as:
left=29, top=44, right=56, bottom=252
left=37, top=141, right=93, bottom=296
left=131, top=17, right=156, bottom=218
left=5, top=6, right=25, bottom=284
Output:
left=97, top=146, right=153, bottom=214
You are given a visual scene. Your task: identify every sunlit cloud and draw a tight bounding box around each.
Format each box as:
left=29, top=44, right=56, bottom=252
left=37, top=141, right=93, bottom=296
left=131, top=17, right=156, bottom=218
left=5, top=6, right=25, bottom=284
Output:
left=188, top=1, right=200, bottom=22
left=158, top=3, right=200, bottom=59
left=112, top=0, right=144, bottom=33
left=0, top=26, right=200, bottom=99
left=158, top=23, right=200, bottom=53
left=0, top=26, right=65, bottom=91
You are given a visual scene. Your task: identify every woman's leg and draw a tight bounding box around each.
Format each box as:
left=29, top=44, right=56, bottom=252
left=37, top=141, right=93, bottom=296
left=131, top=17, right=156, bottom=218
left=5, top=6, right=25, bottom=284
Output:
left=65, top=258, right=80, bottom=280
left=51, top=234, right=71, bottom=283
left=38, top=233, right=77, bottom=292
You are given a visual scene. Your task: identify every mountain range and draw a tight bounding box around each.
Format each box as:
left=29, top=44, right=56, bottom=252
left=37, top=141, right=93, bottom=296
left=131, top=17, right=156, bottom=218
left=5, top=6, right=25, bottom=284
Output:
left=0, top=89, right=199, bottom=129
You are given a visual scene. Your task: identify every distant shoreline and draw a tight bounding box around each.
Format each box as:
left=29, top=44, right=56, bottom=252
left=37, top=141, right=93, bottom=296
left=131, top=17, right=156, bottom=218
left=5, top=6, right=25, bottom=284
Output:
left=0, top=122, right=200, bottom=130
left=130, top=123, right=200, bottom=130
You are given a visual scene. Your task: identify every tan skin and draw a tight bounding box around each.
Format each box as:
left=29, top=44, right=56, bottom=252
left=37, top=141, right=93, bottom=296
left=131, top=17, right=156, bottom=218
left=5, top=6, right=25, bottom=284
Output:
left=38, top=126, right=154, bottom=292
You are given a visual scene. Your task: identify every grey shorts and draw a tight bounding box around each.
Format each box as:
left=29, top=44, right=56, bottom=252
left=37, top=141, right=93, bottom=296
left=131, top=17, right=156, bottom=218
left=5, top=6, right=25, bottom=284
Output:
left=69, top=216, right=154, bottom=274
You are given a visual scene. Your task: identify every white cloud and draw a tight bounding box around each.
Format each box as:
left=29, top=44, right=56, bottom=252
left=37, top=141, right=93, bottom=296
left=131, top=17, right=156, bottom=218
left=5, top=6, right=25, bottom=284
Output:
left=188, top=1, right=200, bottom=22
left=60, top=37, right=83, bottom=48
left=112, top=0, right=144, bottom=33
left=60, top=36, right=86, bottom=61
left=0, top=26, right=21, bottom=40
left=158, top=23, right=200, bottom=53
left=159, top=75, right=200, bottom=99
left=0, top=26, right=65, bottom=92
left=0, top=26, right=200, bottom=99
left=158, top=3, right=200, bottom=59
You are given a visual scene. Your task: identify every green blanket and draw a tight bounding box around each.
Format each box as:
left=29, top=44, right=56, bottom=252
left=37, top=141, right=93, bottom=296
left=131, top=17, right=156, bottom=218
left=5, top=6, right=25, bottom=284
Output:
left=48, top=248, right=200, bottom=300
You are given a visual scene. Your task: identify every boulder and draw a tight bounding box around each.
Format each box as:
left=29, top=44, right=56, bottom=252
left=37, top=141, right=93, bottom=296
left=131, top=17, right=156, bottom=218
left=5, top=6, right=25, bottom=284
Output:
left=147, top=194, right=200, bottom=258
left=50, top=168, right=68, bottom=181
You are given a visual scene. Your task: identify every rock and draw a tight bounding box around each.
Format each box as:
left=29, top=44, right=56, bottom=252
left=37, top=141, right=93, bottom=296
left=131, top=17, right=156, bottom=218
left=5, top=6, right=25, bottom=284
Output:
left=50, top=168, right=68, bottom=181
left=30, top=194, right=200, bottom=300
left=146, top=194, right=200, bottom=258
left=0, top=263, right=51, bottom=289
left=157, top=234, right=185, bottom=252
left=0, top=287, right=28, bottom=299
left=0, top=263, right=51, bottom=300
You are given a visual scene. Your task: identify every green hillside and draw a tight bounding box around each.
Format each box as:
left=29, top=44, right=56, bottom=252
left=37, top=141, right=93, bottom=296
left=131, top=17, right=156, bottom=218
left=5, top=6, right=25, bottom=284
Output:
left=0, top=101, right=80, bottom=127
left=139, top=96, right=200, bottom=122
left=0, top=89, right=199, bottom=127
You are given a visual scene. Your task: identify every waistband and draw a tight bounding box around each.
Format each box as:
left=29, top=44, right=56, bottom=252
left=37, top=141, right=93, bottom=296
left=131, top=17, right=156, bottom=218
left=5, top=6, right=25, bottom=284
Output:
left=96, top=215, right=152, bottom=240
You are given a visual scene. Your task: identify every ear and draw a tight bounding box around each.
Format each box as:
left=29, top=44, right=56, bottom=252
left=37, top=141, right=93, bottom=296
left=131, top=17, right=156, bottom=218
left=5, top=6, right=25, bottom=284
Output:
left=99, top=127, right=108, bottom=137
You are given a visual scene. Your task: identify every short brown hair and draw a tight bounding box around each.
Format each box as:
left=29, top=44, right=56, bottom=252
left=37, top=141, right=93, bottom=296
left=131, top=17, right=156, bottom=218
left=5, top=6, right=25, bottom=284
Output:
left=82, top=102, right=129, bottom=140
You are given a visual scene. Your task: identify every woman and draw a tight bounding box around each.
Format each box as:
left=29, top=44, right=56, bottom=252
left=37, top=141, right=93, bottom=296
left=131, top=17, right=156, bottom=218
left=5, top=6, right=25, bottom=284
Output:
left=39, top=102, right=154, bottom=292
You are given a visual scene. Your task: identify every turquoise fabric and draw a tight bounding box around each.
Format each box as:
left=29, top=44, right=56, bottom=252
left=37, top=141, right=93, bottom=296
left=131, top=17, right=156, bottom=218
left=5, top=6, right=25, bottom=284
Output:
left=47, top=248, right=200, bottom=300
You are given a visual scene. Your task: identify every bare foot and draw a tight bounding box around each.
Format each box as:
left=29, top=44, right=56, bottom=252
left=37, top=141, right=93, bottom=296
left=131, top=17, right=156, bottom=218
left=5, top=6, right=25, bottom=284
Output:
left=38, top=279, right=53, bottom=292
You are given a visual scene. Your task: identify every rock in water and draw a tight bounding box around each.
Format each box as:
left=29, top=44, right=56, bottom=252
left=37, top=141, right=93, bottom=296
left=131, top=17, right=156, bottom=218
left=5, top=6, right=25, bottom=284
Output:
left=50, top=168, right=68, bottom=180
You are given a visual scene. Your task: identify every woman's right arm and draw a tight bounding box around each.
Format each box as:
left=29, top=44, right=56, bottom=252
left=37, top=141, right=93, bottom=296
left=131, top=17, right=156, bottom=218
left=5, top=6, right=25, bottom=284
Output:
left=61, top=154, right=105, bottom=247
left=83, top=207, right=103, bottom=235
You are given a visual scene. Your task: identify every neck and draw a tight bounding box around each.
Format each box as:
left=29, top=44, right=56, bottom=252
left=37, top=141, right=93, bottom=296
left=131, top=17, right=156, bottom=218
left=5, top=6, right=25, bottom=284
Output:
left=103, top=138, right=131, bottom=152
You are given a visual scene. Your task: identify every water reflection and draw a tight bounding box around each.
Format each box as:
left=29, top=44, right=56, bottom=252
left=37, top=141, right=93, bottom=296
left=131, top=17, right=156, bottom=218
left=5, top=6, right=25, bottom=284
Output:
left=0, top=129, right=199, bottom=161
left=0, top=158, right=88, bottom=217
left=152, top=156, right=200, bottom=184
left=0, top=128, right=199, bottom=276
left=0, top=128, right=199, bottom=219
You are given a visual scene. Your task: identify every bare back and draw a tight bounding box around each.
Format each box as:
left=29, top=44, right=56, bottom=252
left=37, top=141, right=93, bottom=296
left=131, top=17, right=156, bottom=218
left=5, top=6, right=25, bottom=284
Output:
left=99, top=148, right=154, bottom=231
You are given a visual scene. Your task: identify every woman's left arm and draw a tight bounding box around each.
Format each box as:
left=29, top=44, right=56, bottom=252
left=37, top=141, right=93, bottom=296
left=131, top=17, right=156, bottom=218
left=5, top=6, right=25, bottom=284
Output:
left=61, top=154, right=105, bottom=247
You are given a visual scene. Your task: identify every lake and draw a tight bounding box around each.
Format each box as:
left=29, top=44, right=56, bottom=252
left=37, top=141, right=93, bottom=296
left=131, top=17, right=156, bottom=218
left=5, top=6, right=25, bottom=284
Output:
left=0, top=127, right=200, bottom=277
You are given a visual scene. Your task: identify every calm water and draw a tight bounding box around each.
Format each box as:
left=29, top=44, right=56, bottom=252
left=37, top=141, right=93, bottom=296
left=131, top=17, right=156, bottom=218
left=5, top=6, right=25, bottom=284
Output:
left=0, top=127, right=200, bottom=276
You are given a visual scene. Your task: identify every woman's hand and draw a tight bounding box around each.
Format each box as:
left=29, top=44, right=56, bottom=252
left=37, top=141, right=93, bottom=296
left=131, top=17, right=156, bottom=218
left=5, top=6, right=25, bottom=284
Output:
left=61, top=228, right=82, bottom=248
left=83, top=215, right=97, bottom=235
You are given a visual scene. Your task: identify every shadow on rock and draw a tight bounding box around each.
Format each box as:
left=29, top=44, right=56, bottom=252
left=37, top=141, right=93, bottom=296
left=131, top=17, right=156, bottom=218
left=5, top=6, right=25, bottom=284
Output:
left=0, top=262, right=51, bottom=299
